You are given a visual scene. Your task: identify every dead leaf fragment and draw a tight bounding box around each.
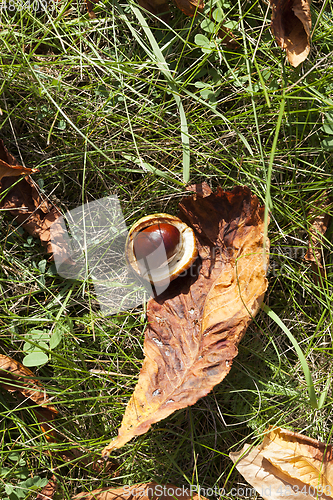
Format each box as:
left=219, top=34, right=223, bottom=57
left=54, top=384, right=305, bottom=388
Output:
left=173, top=0, right=203, bottom=17
left=0, top=158, right=38, bottom=181
left=230, top=427, right=333, bottom=500
left=137, top=0, right=170, bottom=17
left=102, top=185, right=269, bottom=457
left=304, top=193, right=332, bottom=284
left=270, top=0, right=312, bottom=67
left=0, top=139, right=70, bottom=260
left=0, top=354, right=118, bottom=474
left=86, top=0, right=98, bottom=18
left=0, top=354, right=56, bottom=410
left=73, top=482, right=207, bottom=500
left=36, top=475, right=57, bottom=500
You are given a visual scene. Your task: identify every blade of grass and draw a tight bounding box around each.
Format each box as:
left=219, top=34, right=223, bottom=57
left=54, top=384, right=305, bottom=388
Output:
left=122, top=154, right=184, bottom=185
left=261, top=303, right=318, bottom=410
left=127, top=2, right=191, bottom=183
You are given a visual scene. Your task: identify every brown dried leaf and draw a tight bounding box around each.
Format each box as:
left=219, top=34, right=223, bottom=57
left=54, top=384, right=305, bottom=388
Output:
left=86, top=0, right=98, bottom=18
left=0, top=354, right=56, bottom=410
left=137, top=0, right=170, bottom=17
left=218, top=25, right=240, bottom=49
left=73, top=482, right=207, bottom=500
left=0, top=158, right=38, bottom=181
left=173, top=0, right=203, bottom=16
left=270, top=0, right=311, bottom=67
left=0, top=140, right=70, bottom=260
left=230, top=427, right=333, bottom=500
left=0, top=354, right=118, bottom=473
left=36, top=475, right=57, bottom=500
left=304, top=193, right=332, bottom=284
left=102, top=185, right=269, bottom=457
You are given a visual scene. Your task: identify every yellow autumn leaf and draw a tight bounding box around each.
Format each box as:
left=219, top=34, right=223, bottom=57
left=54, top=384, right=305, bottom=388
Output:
left=230, top=427, right=333, bottom=500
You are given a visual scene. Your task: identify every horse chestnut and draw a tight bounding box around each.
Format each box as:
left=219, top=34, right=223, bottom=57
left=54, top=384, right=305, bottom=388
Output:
left=133, top=223, right=180, bottom=269
left=125, top=213, right=198, bottom=287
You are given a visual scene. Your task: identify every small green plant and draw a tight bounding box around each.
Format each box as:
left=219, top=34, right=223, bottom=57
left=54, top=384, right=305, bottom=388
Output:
left=321, top=110, right=333, bottom=150
left=0, top=452, right=48, bottom=500
left=22, top=321, right=67, bottom=367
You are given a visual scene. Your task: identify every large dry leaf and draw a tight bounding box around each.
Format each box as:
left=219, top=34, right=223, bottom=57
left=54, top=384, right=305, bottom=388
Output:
left=0, top=139, right=69, bottom=260
left=73, top=482, right=207, bottom=500
left=304, top=193, right=332, bottom=285
left=102, top=185, right=269, bottom=457
left=270, top=0, right=311, bottom=67
left=230, top=427, right=333, bottom=500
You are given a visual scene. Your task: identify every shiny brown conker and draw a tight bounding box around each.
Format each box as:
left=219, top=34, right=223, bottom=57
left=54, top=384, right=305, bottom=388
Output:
left=133, top=222, right=180, bottom=269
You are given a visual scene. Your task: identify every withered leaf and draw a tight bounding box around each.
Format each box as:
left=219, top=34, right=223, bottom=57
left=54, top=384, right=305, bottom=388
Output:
left=0, top=353, right=56, bottom=410
left=73, top=482, right=207, bottom=500
left=86, top=0, right=98, bottom=18
left=36, top=475, right=57, bottom=500
left=137, top=0, right=170, bottom=18
left=0, top=139, right=69, bottom=259
left=270, top=0, right=312, bottom=67
left=304, top=193, right=332, bottom=285
left=218, top=25, right=239, bottom=49
left=0, top=158, right=38, bottom=181
left=230, top=427, right=333, bottom=500
left=173, top=0, right=203, bottom=17
left=102, top=185, right=269, bottom=457
left=0, top=354, right=118, bottom=473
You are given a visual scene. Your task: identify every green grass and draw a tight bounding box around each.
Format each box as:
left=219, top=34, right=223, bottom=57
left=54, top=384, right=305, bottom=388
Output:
left=0, top=0, right=333, bottom=498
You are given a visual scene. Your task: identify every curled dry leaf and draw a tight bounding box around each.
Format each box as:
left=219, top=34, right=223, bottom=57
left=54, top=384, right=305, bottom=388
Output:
left=304, top=193, right=332, bottom=285
left=230, top=427, right=333, bottom=500
left=270, top=0, right=311, bottom=67
left=0, top=353, right=56, bottom=409
left=0, top=139, right=69, bottom=260
left=102, top=184, right=269, bottom=457
left=73, top=482, right=207, bottom=500
left=86, top=0, right=98, bottom=18
left=0, top=158, right=38, bottom=180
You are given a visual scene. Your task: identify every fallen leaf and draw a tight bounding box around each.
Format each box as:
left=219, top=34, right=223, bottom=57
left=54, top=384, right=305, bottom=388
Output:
left=230, top=427, right=333, bottom=500
left=137, top=0, right=170, bottom=17
left=304, top=193, right=332, bottom=285
left=73, top=482, right=207, bottom=500
left=0, top=158, right=38, bottom=181
left=102, top=185, right=269, bottom=457
left=173, top=0, right=204, bottom=17
left=36, top=475, right=57, bottom=500
left=270, top=0, right=312, bottom=67
left=86, top=0, right=98, bottom=18
left=0, top=139, right=70, bottom=260
left=0, top=354, right=118, bottom=473
left=0, top=353, right=56, bottom=410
